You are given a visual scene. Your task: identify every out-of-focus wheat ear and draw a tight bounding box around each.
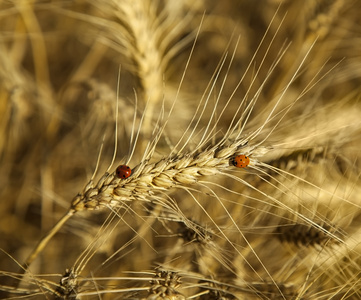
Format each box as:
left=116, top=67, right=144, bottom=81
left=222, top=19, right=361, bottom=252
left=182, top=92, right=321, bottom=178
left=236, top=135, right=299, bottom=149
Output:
left=99, top=0, right=195, bottom=138
left=114, top=0, right=164, bottom=115
left=307, top=0, right=346, bottom=40
left=275, top=222, right=341, bottom=248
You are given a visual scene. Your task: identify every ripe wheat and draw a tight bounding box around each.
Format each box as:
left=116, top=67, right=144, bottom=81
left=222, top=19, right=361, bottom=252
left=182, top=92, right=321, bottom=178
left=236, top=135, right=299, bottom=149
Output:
left=1, top=1, right=361, bottom=300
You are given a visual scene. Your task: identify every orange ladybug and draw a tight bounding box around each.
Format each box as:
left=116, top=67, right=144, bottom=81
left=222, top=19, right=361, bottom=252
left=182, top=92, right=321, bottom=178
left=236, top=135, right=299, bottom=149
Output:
left=232, top=155, right=250, bottom=168
left=116, top=165, right=132, bottom=179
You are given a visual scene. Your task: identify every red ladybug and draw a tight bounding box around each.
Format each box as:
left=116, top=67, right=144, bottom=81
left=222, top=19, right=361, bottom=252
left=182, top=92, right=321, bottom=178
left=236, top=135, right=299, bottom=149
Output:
left=116, top=165, right=132, bottom=179
left=232, top=155, right=250, bottom=168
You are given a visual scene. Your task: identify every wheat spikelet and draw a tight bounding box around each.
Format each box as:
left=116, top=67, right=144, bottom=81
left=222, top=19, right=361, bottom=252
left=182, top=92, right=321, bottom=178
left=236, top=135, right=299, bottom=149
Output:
left=146, top=270, right=185, bottom=300
left=70, top=137, right=259, bottom=211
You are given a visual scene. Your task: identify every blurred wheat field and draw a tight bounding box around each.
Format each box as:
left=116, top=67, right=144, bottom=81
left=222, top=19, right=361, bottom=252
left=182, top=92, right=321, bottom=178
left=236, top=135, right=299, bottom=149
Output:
left=1, top=1, right=361, bottom=299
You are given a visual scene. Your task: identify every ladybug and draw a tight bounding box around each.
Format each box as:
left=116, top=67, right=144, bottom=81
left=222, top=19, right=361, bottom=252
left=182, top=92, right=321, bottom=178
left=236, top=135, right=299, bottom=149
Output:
left=116, top=165, right=132, bottom=179
left=232, top=155, right=250, bottom=168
